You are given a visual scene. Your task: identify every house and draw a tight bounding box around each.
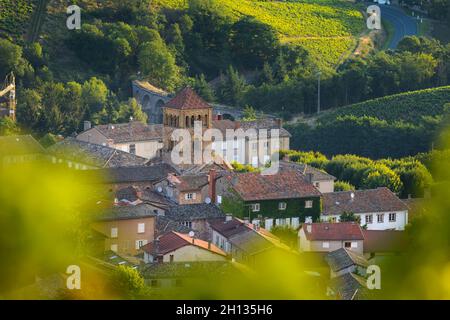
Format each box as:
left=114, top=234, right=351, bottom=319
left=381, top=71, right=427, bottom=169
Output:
left=76, top=121, right=164, bottom=159
left=211, top=118, right=291, bottom=166
left=155, top=173, right=210, bottom=205
left=362, top=229, right=408, bottom=262
left=207, top=215, right=293, bottom=266
left=85, top=163, right=178, bottom=192
left=321, top=188, right=409, bottom=230
left=91, top=203, right=156, bottom=256
left=298, top=222, right=364, bottom=254
left=47, top=138, right=148, bottom=169
left=141, top=231, right=227, bottom=264
left=114, top=186, right=171, bottom=215
left=327, top=272, right=372, bottom=300
left=325, top=248, right=369, bottom=278
left=0, top=135, right=45, bottom=166
left=165, top=203, right=225, bottom=239
left=216, top=170, right=322, bottom=230
left=279, top=160, right=336, bottom=193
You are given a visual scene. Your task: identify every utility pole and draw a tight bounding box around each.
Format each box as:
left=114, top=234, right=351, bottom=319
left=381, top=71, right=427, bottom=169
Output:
left=317, top=71, right=322, bottom=114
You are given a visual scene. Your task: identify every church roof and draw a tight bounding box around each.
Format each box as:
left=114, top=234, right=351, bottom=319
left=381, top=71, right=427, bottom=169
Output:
left=164, top=87, right=212, bottom=110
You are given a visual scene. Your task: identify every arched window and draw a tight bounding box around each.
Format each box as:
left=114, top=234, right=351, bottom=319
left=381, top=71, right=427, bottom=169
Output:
left=191, top=115, right=195, bottom=127
left=186, top=116, right=189, bottom=128
left=205, top=114, right=208, bottom=127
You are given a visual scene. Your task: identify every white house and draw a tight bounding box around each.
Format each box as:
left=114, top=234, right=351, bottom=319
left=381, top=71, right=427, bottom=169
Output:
left=321, top=188, right=409, bottom=230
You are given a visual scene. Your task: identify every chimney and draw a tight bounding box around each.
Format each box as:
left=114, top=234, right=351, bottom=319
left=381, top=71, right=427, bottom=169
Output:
left=216, top=113, right=223, bottom=121
left=225, top=213, right=232, bottom=222
left=135, top=187, right=143, bottom=199
left=275, top=118, right=282, bottom=128
left=208, top=241, right=211, bottom=250
left=306, top=224, right=312, bottom=233
left=244, top=218, right=249, bottom=225
left=209, top=169, right=217, bottom=204
left=283, top=154, right=290, bottom=162
left=152, top=238, right=160, bottom=263
left=234, top=121, right=241, bottom=129
left=83, top=120, right=91, bottom=131
left=350, top=192, right=355, bottom=201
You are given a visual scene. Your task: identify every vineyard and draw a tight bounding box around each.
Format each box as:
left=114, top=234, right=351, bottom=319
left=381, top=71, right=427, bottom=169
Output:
left=155, top=0, right=364, bottom=68
left=318, top=86, right=450, bottom=125
left=0, top=0, right=38, bottom=41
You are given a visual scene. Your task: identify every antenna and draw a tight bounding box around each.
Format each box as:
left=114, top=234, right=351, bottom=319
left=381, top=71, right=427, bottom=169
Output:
left=188, top=231, right=195, bottom=238
left=204, top=197, right=211, bottom=204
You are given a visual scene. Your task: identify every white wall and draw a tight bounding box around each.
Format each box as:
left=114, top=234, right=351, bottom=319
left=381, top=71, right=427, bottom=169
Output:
left=321, top=210, right=408, bottom=230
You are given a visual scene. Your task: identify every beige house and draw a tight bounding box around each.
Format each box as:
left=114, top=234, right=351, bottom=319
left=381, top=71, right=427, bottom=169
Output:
left=279, top=160, right=336, bottom=193
left=91, top=204, right=156, bottom=256
left=141, top=231, right=227, bottom=263
left=298, top=222, right=364, bottom=254
left=154, top=173, right=210, bottom=205
left=76, top=121, right=164, bottom=160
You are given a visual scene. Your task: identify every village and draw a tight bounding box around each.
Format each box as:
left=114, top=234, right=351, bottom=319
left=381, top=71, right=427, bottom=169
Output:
left=0, top=81, right=419, bottom=300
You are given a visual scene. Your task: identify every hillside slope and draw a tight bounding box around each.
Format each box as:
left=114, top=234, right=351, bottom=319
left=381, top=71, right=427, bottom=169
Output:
left=155, top=0, right=364, bottom=69
left=319, top=86, right=450, bottom=124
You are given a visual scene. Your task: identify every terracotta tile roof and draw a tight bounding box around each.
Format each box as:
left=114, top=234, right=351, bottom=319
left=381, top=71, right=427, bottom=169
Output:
left=164, top=87, right=212, bottom=110
left=362, top=230, right=408, bottom=253
left=302, top=222, right=364, bottom=241
left=279, top=160, right=336, bottom=181
left=322, top=188, right=409, bottom=216
left=92, top=122, right=163, bottom=143
left=141, top=231, right=226, bottom=257
left=167, top=174, right=209, bottom=192
left=225, top=170, right=321, bottom=201
left=47, top=138, right=148, bottom=168
left=325, top=248, right=369, bottom=272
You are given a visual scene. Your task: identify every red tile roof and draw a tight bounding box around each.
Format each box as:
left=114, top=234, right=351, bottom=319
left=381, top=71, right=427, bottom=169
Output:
left=141, top=231, right=226, bottom=257
left=164, top=87, right=212, bottom=110
left=322, top=188, right=408, bottom=216
left=302, top=222, right=364, bottom=241
left=225, top=170, right=321, bottom=201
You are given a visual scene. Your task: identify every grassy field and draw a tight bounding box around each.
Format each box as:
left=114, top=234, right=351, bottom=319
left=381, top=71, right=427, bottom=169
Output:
left=318, top=86, right=450, bottom=125
left=0, top=0, right=38, bottom=41
left=155, top=0, right=364, bottom=69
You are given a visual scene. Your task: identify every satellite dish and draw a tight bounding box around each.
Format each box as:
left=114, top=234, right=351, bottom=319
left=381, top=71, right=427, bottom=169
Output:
left=188, top=231, right=195, bottom=237
left=204, top=197, right=211, bottom=204
left=157, top=186, right=163, bottom=193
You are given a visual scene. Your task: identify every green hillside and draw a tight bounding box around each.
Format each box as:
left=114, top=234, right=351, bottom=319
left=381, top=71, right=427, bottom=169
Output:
left=319, top=86, right=450, bottom=125
left=0, top=0, right=38, bottom=41
left=155, top=0, right=364, bottom=68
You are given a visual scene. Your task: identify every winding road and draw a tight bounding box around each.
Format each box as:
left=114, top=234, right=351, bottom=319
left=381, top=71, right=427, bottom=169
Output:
left=380, top=5, right=419, bottom=49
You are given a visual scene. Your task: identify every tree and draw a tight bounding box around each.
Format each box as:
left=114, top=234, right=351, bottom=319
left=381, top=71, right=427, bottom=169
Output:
left=229, top=16, right=278, bottom=69
left=339, top=212, right=360, bottom=223
left=138, top=40, right=180, bottom=91
left=334, top=181, right=355, bottom=192
left=117, top=98, right=148, bottom=123
left=217, top=65, right=247, bottom=106
left=0, top=117, right=19, bottom=136
left=242, top=105, right=257, bottom=121
left=111, top=265, right=145, bottom=299
left=82, top=77, right=108, bottom=115
left=0, top=38, right=26, bottom=78
left=193, top=74, right=215, bottom=102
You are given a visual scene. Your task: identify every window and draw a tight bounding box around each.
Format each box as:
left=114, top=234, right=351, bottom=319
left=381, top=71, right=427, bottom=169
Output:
left=377, top=214, right=384, bottom=223
left=136, top=240, right=148, bottom=250
left=129, top=144, right=136, bottom=155
left=170, top=255, right=174, bottom=263
left=182, top=221, right=192, bottom=228
left=217, top=195, right=222, bottom=204
left=110, top=244, right=118, bottom=252
left=185, top=193, right=196, bottom=200
left=111, top=227, right=118, bottom=238
left=150, top=280, right=159, bottom=287
left=138, top=223, right=145, bottom=234
left=278, top=202, right=287, bottom=210
left=252, top=142, right=258, bottom=151
left=251, top=203, right=260, bottom=212
left=322, top=242, right=330, bottom=249
left=344, top=241, right=351, bottom=248
left=315, top=182, right=320, bottom=188
left=305, top=200, right=313, bottom=209
left=389, top=213, right=396, bottom=222
left=365, top=214, right=373, bottom=224
left=351, top=242, right=358, bottom=248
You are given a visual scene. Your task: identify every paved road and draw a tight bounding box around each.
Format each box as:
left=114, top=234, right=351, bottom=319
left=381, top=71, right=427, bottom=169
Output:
left=380, top=5, right=419, bottom=49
